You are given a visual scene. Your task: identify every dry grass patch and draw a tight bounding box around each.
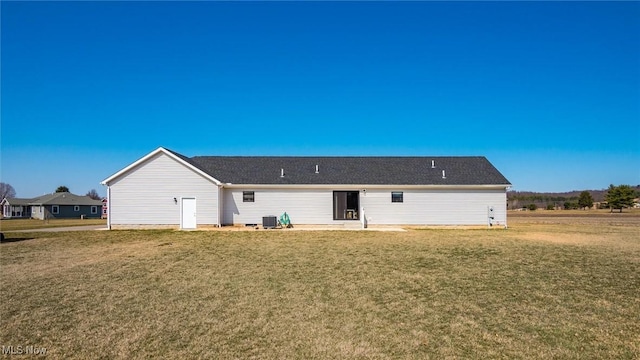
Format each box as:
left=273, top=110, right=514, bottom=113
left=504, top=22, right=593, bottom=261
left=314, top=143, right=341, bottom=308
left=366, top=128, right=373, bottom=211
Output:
left=1, top=219, right=639, bottom=359
left=1, top=218, right=106, bottom=231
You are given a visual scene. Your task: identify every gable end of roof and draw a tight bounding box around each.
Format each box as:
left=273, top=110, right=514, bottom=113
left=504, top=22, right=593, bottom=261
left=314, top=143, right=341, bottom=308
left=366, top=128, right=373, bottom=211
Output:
left=101, top=147, right=222, bottom=186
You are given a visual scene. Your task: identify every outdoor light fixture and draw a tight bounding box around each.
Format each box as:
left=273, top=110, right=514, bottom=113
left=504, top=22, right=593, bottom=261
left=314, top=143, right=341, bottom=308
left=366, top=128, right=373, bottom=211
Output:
left=173, top=197, right=177, bottom=204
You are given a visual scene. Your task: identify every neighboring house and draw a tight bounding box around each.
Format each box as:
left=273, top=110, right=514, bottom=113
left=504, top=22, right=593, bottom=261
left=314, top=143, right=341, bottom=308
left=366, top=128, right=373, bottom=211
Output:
left=1, top=198, right=33, bottom=218
left=1, top=192, right=104, bottom=220
left=101, top=147, right=512, bottom=229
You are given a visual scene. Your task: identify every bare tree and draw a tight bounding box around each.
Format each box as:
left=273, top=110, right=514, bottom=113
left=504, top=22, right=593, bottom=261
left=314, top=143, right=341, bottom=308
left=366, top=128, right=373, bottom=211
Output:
left=0, top=182, right=16, bottom=200
left=86, top=189, right=102, bottom=200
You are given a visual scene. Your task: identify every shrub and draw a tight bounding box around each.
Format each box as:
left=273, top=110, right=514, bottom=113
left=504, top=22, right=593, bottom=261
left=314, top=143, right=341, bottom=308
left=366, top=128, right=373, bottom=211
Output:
left=528, top=204, right=537, bottom=211
left=564, top=202, right=578, bottom=210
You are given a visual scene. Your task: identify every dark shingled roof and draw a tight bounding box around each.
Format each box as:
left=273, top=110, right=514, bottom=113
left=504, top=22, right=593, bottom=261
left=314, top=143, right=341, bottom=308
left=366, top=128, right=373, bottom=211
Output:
left=188, top=156, right=511, bottom=186
left=3, top=192, right=103, bottom=206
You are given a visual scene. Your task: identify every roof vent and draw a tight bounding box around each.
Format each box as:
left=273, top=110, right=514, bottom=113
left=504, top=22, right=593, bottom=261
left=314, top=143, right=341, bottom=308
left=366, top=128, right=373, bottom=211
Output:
left=280, top=168, right=285, bottom=178
left=431, top=160, right=435, bottom=169
left=315, top=165, right=319, bottom=174
left=442, top=170, right=446, bottom=179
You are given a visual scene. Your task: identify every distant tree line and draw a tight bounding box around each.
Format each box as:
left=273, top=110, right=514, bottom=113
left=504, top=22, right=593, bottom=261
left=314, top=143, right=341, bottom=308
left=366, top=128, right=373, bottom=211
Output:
left=508, top=185, right=639, bottom=211
left=508, top=193, right=581, bottom=210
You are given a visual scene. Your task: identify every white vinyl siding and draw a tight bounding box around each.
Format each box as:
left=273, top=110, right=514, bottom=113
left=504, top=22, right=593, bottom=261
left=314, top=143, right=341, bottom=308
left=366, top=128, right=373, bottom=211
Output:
left=108, top=152, right=219, bottom=226
left=222, top=187, right=507, bottom=226
left=223, top=189, right=334, bottom=225
left=360, top=188, right=507, bottom=226
left=29, top=206, right=44, bottom=220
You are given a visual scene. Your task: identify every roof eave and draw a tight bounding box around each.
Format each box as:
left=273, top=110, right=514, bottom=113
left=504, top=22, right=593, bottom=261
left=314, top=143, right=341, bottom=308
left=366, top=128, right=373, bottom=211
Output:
left=221, top=183, right=511, bottom=189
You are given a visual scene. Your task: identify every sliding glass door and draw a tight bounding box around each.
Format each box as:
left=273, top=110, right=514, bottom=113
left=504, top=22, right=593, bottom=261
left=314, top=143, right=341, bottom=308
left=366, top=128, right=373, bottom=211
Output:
left=333, top=191, right=359, bottom=220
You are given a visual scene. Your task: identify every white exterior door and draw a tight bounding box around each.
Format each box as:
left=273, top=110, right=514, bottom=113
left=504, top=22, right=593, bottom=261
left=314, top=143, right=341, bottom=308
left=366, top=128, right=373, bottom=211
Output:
left=181, top=198, right=197, bottom=229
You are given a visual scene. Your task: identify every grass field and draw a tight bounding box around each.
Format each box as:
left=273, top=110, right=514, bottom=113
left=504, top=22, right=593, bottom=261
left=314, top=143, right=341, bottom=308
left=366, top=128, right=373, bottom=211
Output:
left=1, top=214, right=638, bottom=359
left=0, top=218, right=106, bottom=231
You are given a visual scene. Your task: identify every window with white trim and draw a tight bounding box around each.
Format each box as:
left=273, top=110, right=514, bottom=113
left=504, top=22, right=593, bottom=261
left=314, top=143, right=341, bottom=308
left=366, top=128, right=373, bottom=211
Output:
left=391, top=191, right=404, bottom=203
left=52, top=205, right=59, bottom=214
left=91, top=206, right=98, bottom=214
left=74, top=205, right=80, bottom=211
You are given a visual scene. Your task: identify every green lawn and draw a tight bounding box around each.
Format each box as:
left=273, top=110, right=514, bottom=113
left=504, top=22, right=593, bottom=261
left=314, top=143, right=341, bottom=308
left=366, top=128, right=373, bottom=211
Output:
left=1, top=216, right=638, bottom=359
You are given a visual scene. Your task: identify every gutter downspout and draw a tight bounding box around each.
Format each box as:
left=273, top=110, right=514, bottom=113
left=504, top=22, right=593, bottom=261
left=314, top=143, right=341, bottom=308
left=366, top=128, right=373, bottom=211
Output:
left=504, top=186, right=509, bottom=229
left=106, top=186, right=111, bottom=230
left=360, top=189, right=367, bottom=229
left=217, top=185, right=223, bottom=227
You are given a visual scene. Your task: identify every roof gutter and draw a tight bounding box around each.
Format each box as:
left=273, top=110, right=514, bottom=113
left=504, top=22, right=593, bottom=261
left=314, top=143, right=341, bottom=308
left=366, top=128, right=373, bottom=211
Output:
left=219, top=183, right=511, bottom=190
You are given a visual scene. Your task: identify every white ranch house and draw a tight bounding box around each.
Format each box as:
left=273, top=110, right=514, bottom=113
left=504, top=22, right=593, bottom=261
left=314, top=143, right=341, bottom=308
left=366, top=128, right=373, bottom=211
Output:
left=101, top=147, right=511, bottom=229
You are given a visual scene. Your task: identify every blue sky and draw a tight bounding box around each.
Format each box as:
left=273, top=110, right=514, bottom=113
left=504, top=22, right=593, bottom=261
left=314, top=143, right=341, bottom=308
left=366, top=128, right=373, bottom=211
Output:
left=1, top=1, right=639, bottom=198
